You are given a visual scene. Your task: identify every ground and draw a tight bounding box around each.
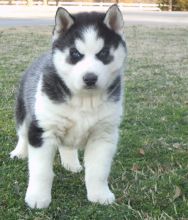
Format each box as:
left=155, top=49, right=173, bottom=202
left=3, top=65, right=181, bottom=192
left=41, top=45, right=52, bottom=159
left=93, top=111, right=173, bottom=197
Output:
left=0, top=25, right=188, bottom=219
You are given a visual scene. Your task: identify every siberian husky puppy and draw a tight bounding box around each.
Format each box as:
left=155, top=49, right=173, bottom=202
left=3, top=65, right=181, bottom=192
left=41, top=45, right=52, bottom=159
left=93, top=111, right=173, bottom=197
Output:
left=10, top=4, right=127, bottom=208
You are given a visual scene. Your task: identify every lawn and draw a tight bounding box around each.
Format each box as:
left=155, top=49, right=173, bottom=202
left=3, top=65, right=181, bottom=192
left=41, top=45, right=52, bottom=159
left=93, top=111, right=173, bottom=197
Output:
left=0, top=25, right=188, bottom=219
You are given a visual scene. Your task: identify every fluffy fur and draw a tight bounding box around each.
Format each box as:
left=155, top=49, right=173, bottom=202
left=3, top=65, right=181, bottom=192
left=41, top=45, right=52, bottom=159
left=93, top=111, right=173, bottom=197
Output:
left=10, top=4, right=127, bottom=209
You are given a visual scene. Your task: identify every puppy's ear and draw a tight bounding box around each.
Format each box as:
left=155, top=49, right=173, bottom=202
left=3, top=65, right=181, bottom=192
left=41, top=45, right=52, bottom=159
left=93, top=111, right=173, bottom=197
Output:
left=53, top=7, right=74, bottom=40
left=103, top=4, right=124, bottom=36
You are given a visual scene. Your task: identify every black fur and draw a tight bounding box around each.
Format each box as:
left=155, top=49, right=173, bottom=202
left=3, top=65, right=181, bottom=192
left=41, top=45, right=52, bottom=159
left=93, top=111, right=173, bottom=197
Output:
left=107, top=76, right=121, bottom=102
left=66, top=48, right=84, bottom=65
left=96, top=47, right=114, bottom=65
left=42, top=64, right=71, bottom=103
left=28, top=120, right=44, bottom=147
left=15, top=84, right=26, bottom=127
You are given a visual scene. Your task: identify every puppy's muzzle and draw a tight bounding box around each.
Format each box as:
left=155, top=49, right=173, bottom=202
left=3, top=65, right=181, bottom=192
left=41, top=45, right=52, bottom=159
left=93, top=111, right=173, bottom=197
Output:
left=83, top=73, right=98, bottom=88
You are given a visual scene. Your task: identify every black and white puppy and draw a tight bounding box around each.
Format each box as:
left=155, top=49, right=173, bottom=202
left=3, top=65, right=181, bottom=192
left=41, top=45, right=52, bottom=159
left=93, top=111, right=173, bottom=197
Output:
left=10, top=5, right=127, bottom=209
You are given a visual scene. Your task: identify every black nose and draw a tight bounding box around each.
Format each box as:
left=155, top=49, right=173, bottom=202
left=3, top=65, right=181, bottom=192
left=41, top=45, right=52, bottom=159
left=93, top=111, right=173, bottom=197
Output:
left=83, top=73, right=98, bottom=87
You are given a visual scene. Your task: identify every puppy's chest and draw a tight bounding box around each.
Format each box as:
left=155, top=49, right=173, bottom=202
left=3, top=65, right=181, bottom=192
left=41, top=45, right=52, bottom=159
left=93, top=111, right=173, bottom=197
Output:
left=36, top=94, right=120, bottom=148
left=60, top=110, right=96, bottom=148
left=43, top=104, right=101, bottom=148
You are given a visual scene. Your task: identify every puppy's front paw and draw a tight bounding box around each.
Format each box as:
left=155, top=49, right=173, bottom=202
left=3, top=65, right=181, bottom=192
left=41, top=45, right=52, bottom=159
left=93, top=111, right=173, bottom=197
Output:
left=25, top=188, right=51, bottom=209
left=87, top=188, right=115, bottom=205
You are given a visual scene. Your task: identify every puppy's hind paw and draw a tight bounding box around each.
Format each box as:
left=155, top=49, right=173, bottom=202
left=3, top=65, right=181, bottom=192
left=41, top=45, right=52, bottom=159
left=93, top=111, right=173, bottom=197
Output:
left=10, top=148, right=28, bottom=159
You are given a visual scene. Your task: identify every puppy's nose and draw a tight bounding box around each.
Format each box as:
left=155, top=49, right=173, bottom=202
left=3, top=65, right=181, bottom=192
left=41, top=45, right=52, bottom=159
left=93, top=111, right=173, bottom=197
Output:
left=83, top=73, right=98, bottom=87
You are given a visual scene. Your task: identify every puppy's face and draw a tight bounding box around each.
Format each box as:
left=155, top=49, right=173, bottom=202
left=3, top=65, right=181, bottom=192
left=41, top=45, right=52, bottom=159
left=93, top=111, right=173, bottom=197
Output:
left=52, top=5, right=127, bottom=95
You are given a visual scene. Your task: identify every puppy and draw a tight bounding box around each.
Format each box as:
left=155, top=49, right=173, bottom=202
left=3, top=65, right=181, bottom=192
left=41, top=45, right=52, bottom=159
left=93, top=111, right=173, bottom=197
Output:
left=10, top=4, right=127, bottom=208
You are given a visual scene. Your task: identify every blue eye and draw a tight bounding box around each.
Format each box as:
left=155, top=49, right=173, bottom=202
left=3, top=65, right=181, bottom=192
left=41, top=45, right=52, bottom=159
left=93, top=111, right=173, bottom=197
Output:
left=70, top=48, right=83, bottom=63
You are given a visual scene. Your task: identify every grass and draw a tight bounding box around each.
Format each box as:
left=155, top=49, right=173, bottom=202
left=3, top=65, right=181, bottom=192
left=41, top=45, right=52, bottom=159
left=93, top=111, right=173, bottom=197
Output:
left=0, top=25, right=188, bottom=219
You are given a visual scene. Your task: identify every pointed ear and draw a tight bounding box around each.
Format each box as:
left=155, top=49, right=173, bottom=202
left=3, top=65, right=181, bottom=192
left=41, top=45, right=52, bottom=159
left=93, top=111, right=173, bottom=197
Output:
left=53, top=7, right=74, bottom=41
left=103, top=4, right=124, bottom=36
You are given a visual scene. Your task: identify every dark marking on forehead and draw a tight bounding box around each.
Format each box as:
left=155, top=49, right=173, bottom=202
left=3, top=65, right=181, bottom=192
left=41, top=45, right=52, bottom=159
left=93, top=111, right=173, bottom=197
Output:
left=97, top=22, right=125, bottom=49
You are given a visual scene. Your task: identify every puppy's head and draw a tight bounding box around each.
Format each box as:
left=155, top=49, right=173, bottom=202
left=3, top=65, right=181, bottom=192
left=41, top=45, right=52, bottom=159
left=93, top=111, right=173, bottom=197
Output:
left=52, top=5, right=127, bottom=96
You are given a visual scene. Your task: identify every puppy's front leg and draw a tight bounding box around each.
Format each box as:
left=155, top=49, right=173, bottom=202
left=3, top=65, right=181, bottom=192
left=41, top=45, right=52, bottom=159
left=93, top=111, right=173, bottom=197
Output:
left=84, top=131, right=118, bottom=205
left=25, top=139, right=57, bottom=209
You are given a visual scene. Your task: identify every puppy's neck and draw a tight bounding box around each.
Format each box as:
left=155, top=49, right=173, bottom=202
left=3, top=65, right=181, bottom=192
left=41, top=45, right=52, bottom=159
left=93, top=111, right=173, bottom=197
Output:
left=69, top=91, right=106, bottom=111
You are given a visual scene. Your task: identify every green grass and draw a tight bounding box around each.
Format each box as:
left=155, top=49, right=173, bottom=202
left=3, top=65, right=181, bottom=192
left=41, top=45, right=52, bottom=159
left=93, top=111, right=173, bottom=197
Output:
left=0, top=25, right=188, bottom=219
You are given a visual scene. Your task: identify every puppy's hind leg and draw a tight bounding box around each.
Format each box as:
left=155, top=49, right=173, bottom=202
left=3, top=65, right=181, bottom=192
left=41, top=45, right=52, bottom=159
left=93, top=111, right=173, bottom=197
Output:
left=10, top=92, right=28, bottom=159
left=10, top=119, right=28, bottom=159
left=59, top=147, right=82, bottom=173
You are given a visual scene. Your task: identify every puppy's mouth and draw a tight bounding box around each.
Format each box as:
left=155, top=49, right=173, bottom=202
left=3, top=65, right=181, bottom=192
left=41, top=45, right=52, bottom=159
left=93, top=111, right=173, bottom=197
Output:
left=84, top=85, right=97, bottom=90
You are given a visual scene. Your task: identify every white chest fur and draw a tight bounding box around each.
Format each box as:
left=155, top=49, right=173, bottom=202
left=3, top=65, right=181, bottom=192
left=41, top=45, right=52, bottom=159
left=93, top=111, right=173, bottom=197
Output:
left=35, top=86, right=122, bottom=149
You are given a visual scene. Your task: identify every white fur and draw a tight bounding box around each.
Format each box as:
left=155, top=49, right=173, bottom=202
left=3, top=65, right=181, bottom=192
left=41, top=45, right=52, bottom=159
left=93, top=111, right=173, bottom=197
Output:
left=75, top=27, right=104, bottom=55
left=35, top=77, right=122, bottom=149
left=59, top=147, right=82, bottom=173
left=84, top=129, right=118, bottom=204
left=25, top=141, right=56, bottom=209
